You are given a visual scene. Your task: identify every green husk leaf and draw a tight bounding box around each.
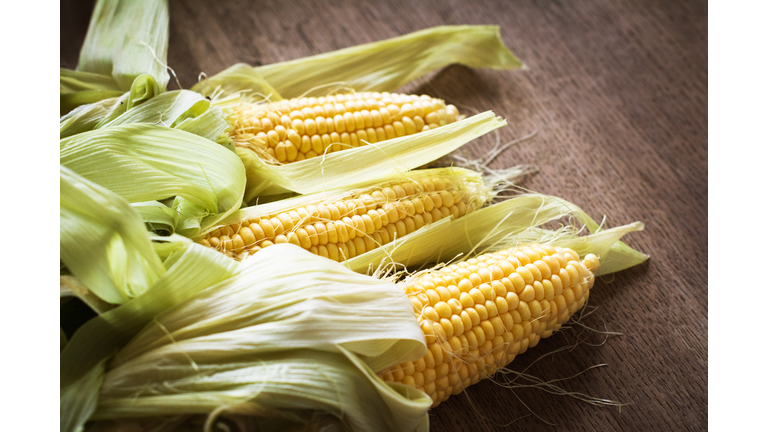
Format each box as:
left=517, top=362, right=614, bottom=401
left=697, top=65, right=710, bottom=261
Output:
left=194, top=25, right=522, bottom=99
left=89, top=87, right=232, bottom=147
left=131, top=201, right=177, bottom=235
left=61, top=74, right=161, bottom=136
left=60, top=275, right=116, bottom=315
left=60, top=94, right=127, bottom=139
left=60, top=124, right=246, bottom=237
left=61, top=358, right=108, bottom=432
left=132, top=198, right=216, bottom=238
left=124, top=74, right=161, bottom=111
left=60, top=166, right=165, bottom=305
left=194, top=63, right=282, bottom=100
left=85, top=245, right=429, bottom=431
left=61, top=244, right=238, bottom=386
left=110, top=245, right=425, bottom=371
left=589, top=236, right=650, bottom=276
left=345, top=194, right=648, bottom=275
left=77, top=0, right=170, bottom=91
left=61, top=89, right=125, bottom=116
left=505, top=223, right=648, bottom=276
left=174, top=106, right=234, bottom=148
left=61, top=84, right=232, bottom=148
left=61, top=327, right=68, bottom=352
left=98, top=90, right=208, bottom=129
left=237, top=111, right=505, bottom=202
left=60, top=68, right=121, bottom=93
left=93, top=348, right=430, bottom=432
left=150, top=233, right=193, bottom=264
left=60, top=245, right=239, bottom=432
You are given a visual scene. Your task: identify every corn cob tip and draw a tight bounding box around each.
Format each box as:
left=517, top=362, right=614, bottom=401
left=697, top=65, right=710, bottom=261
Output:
left=584, top=253, right=599, bottom=273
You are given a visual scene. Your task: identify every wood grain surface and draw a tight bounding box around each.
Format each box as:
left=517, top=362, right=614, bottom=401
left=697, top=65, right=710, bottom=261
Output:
left=61, top=1, right=708, bottom=431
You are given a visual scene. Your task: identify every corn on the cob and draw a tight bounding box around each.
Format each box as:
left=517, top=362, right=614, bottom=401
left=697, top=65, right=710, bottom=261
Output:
left=228, top=92, right=460, bottom=163
left=379, top=243, right=600, bottom=408
left=198, top=172, right=486, bottom=261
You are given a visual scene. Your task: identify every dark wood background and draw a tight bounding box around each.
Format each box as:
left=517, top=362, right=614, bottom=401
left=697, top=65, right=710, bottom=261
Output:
left=61, top=1, right=707, bottom=430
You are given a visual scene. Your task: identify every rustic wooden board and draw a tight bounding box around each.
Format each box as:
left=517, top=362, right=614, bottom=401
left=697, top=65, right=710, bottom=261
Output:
left=61, top=0, right=707, bottom=430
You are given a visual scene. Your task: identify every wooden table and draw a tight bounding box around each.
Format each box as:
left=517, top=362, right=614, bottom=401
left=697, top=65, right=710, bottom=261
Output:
left=61, top=1, right=707, bottom=430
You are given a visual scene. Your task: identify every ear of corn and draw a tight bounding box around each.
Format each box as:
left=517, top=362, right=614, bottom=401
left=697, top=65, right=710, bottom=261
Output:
left=235, top=111, right=505, bottom=201
left=228, top=91, right=461, bottom=164
left=379, top=243, right=600, bottom=407
left=193, top=25, right=522, bottom=100
left=197, top=167, right=492, bottom=262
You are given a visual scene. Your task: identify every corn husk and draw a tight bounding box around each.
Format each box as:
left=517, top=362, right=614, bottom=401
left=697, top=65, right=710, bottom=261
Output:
left=60, top=275, right=116, bottom=315
left=97, top=90, right=208, bottom=128
left=60, top=166, right=165, bottom=305
left=61, top=0, right=169, bottom=115
left=62, top=358, right=108, bottom=432
left=61, top=245, right=429, bottom=432
left=61, top=198, right=646, bottom=432
left=235, top=111, right=505, bottom=202
left=61, top=95, right=125, bottom=138
left=61, top=74, right=164, bottom=137
left=60, top=124, right=245, bottom=237
left=345, top=194, right=648, bottom=276
left=193, top=26, right=522, bottom=99
left=60, top=68, right=121, bottom=94
left=60, top=69, right=124, bottom=115
left=61, top=244, right=239, bottom=432
left=77, top=0, right=168, bottom=88
left=61, top=327, right=69, bottom=352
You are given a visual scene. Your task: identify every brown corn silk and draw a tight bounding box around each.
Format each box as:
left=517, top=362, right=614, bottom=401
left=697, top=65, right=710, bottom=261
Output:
left=198, top=170, right=489, bottom=262
left=227, top=92, right=460, bottom=164
left=379, top=243, right=599, bottom=408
